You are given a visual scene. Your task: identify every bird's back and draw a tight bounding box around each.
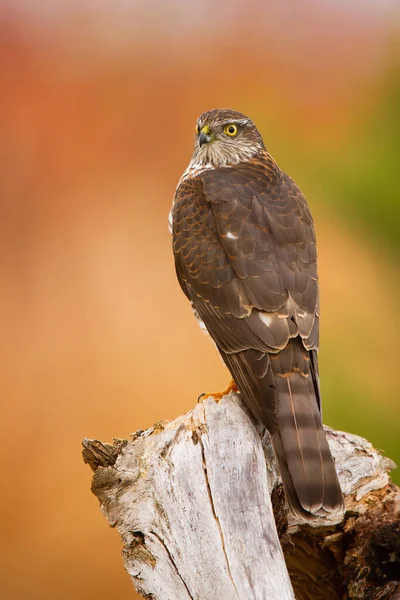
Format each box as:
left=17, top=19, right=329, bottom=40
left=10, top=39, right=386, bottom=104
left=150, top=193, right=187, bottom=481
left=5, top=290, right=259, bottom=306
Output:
left=172, top=114, right=344, bottom=520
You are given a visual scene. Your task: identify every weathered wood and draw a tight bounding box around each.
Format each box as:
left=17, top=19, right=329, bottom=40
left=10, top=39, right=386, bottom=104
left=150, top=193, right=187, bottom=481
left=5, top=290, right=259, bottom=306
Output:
left=82, top=392, right=400, bottom=600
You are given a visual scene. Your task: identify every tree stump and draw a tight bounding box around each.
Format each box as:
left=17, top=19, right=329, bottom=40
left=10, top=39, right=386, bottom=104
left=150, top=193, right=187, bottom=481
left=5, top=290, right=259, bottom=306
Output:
left=82, top=392, right=400, bottom=600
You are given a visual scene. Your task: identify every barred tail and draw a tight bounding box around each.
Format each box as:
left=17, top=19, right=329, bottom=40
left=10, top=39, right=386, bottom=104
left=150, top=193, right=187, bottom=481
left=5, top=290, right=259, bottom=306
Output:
left=219, top=338, right=344, bottom=519
left=270, top=343, right=344, bottom=518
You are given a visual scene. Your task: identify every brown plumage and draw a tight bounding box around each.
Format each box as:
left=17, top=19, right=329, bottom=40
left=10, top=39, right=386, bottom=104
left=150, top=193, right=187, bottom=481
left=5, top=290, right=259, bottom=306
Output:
left=171, top=108, right=344, bottom=519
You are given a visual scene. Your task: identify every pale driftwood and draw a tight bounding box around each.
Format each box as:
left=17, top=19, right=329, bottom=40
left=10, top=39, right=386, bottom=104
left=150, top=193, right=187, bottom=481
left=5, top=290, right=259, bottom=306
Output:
left=82, top=392, right=400, bottom=600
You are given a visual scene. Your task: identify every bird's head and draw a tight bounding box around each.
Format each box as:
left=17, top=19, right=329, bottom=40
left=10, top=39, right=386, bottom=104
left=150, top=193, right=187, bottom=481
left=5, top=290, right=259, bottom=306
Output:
left=190, top=108, right=265, bottom=169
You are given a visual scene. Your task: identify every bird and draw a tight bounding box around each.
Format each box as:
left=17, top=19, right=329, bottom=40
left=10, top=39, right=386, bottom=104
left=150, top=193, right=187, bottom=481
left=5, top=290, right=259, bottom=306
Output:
left=170, top=108, right=344, bottom=520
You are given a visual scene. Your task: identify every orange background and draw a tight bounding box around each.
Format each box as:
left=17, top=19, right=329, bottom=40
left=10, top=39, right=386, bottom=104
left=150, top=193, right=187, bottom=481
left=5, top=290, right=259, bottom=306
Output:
left=0, top=2, right=399, bottom=598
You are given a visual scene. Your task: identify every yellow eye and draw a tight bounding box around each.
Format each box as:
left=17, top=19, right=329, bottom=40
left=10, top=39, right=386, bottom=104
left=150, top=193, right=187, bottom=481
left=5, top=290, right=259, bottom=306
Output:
left=195, top=124, right=200, bottom=134
left=224, top=124, right=238, bottom=136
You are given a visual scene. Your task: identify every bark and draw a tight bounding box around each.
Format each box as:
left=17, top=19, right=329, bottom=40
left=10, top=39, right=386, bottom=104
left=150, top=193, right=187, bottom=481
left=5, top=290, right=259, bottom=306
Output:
left=82, top=392, right=400, bottom=600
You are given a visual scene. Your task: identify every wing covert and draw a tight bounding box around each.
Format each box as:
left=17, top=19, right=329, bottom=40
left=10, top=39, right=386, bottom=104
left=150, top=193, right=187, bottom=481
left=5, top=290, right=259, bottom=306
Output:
left=173, top=154, right=319, bottom=355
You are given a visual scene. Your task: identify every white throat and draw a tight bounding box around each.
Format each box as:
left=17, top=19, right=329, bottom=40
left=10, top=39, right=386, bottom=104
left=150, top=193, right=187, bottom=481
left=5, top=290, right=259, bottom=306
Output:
left=190, top=141, right=261, bottom=170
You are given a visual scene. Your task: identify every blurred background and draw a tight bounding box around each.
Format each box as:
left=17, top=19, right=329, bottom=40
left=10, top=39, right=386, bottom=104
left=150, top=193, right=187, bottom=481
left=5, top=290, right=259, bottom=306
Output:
left=0, top=0, right=399, bottom=598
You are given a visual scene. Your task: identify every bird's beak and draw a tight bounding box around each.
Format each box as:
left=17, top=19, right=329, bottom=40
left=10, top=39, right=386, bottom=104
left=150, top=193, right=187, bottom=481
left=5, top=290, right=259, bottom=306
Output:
left=199, top=125, right=212, bottom=147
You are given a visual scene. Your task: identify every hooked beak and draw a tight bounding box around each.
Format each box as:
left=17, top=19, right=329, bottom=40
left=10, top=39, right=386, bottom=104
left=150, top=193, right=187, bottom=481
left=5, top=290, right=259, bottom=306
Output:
left=199, top=125, right=212, bottom=147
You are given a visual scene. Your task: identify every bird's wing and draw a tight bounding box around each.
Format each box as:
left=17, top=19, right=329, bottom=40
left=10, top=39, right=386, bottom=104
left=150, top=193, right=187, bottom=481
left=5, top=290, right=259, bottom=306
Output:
left=172, top=154, right=319, bottom=429
left=172, top=154, right=344, bottom=519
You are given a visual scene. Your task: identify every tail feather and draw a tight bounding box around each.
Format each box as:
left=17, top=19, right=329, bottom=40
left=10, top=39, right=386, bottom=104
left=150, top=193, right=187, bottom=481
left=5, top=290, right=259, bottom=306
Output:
left=270, top=341, right=344, bottom=518
left=220, top=337, right=344, bottom=519
left=275, top=376, right=324, bottom=512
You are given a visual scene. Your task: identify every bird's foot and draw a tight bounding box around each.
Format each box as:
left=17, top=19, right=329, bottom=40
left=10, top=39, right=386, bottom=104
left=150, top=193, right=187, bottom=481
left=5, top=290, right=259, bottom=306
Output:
left=198, top=379, right=238, bottom=403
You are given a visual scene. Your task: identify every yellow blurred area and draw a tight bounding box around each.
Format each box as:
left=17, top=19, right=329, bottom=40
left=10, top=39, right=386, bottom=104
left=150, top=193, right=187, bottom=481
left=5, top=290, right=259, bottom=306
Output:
left=0, top=2, right=399, bottom=598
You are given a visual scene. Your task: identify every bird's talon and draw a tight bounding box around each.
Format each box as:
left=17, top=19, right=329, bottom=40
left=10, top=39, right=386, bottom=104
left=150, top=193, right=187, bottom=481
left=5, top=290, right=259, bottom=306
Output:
left=197, top=379, right=238, bottom=404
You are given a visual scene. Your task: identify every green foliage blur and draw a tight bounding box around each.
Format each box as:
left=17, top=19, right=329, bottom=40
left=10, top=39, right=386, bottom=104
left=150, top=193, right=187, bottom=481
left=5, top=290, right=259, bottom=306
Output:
left=308, top=69, right=399, bottom=481
left=317, top=67, right=400, bottom=252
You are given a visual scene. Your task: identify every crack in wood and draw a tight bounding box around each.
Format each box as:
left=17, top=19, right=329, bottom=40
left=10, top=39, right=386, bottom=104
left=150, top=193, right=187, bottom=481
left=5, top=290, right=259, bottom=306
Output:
left=198, top=434, right=240, bottom=599
left=84, top=394, right=399, bottom=600
left=150, top=531, right=194, bottom=600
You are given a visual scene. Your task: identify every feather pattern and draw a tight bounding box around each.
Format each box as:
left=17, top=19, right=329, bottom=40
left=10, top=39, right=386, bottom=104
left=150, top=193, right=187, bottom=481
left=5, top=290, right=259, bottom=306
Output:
left=171, top=109, right=344, bottom=519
